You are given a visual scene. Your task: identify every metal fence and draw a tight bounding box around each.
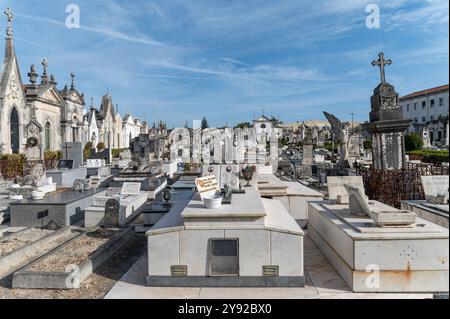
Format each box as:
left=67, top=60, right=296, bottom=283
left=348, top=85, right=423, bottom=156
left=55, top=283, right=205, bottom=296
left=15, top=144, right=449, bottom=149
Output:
left=356, top=163, right=448, bottom=208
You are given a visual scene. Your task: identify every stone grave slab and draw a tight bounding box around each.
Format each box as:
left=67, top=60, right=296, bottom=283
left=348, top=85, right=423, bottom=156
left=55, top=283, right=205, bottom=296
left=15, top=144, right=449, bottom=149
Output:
left=9, top=188, right=106, bottom=227
left=327, top=176, right=364, bottom=203
left=308, top=200, right=449, bottom=293
left=421, top=176, right=449, bottom=204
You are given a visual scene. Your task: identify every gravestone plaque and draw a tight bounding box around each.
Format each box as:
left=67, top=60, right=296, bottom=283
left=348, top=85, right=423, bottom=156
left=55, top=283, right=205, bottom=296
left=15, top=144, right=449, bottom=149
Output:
left=106, top=187, right=122, bottom=197
left=202, top=164, right=221, bottom=182
left=195, top=175, right=220, bottom=200
left=327, top=176, right=365, bottom=203
left=421, top=176, right=449, bottom=204
left=121, top=182, right=142, bottom=195
left=220, top=165, right=240, bottom=189
left=104, top=198, right=120, bottom=228
left=87, top=159, right=105, bottom=168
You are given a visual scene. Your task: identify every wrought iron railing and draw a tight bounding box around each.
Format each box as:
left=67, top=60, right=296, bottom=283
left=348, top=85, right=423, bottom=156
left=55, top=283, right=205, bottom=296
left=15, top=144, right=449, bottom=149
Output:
left=355, top=162, right=447, bottom=208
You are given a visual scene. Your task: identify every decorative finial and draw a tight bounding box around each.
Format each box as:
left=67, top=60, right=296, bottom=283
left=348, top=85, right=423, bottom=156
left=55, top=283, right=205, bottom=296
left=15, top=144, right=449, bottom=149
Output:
left=42, top=58, right=48, bottom=75
left=4, top=8, right=14, bottom=38
left=50, top=74, right=57, bottom=85
left=28, top=65, right=38, bottom=84
left=70, top=73, right=75, bottom=90
left=371, top=52, right=392, bottom=84
left=90, top=97, right=94, bottom=109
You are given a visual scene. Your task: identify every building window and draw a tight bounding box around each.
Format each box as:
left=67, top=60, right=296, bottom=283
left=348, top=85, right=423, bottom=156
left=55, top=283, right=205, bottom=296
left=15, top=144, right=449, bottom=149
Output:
left=414, top=103, right=417, bottom=110
left=430, top=115, right=434, bottom=121
left=261, top=124, right=267, bottom=129
left=209, top=239, right=239, bottom=276
left=439, top=97, right=444, bottom=106
left=406, top=104, right=409, bottom=112
left=10, top=107, right=20, bottom=154
left=45, top=122, right=51, bottom=151
left=177, top=149, right=183, bottom=156
left=430, top=99, right=435, bottom=107
left=414, top=117, right=418, bottom=123
left=422, top=116, right=426, bottom=122
left=422, top=101, right=426, bottom=109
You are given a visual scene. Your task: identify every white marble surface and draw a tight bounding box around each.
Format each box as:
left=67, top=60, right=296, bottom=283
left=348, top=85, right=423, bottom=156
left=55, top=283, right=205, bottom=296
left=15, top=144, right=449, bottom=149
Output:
left=308, top=201, right=449, bottom=292
left=106, top=235, right=433, bottom=299
left=181, top=188, right=266, bottom=219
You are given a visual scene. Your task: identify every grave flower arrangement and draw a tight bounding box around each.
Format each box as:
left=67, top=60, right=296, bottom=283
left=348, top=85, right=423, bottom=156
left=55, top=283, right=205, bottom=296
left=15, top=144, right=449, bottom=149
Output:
left=241, top=165, right=256, bottom=187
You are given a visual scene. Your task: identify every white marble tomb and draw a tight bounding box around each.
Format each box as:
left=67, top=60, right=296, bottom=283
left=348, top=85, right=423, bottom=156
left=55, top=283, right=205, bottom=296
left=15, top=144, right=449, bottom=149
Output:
left=146, top=188, right=305, bottom=287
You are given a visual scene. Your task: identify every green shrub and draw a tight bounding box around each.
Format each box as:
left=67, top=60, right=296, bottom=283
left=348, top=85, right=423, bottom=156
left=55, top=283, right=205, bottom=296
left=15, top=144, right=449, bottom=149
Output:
left=405, top=133, right=424, bottom=152
left=97, top=142, right=106, bottom=152
left=0, top=153, right=26, bottom=179
left=363, top=140, right=372, bottom=150
left=407, top=150, right=449, bottom=165
left=44, top=150, right=62, bottom=161
left=84, top=142, right=93, bottom=160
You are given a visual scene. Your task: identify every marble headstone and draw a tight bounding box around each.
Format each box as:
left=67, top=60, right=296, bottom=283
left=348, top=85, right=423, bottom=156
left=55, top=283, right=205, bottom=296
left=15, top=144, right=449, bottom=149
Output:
left=327, top=176, right=365, bottom=204
left=104, top=198, right=120, bottom=228
left=421, top=176, right=449, bottom=205
left=61, top=142, right=83, bottom=169
left=220, top=164, right=240, bottom=189
left=121, top=182, right=142, bottom=196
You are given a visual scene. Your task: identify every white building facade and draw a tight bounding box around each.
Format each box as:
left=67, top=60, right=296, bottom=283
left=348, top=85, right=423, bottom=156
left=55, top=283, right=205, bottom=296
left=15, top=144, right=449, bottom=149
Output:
left=400, top=84, right=449, bottom=147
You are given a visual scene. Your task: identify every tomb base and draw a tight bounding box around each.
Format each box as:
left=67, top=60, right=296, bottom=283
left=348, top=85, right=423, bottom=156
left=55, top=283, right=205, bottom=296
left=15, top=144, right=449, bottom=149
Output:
left=308, top=201, right=449, bottom=293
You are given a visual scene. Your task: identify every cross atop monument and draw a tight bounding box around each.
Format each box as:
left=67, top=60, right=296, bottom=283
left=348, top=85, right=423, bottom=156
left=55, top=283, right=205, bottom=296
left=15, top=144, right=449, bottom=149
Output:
left=4, top=8, right=13, bottom=23
left=70, top=73, right=75, bottom=90
left=371, top=52, right=392, bottom=84
left=4, top=8, right=14, bottom=38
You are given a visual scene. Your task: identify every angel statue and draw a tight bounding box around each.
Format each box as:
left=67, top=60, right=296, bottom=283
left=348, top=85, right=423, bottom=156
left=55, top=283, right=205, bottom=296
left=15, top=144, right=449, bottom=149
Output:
left=323, top=112, right=350, bottom=169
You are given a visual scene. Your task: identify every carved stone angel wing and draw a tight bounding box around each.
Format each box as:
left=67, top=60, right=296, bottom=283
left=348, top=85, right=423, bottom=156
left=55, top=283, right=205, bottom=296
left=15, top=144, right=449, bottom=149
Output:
left=323, top=111, right=342, bottom=138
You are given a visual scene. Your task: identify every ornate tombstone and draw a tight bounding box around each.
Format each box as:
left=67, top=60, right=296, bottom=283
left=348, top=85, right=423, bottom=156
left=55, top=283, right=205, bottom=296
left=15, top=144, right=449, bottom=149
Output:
left=104, top=198, right=120, bottom=228
left=362, top=52, right=412, bottom=171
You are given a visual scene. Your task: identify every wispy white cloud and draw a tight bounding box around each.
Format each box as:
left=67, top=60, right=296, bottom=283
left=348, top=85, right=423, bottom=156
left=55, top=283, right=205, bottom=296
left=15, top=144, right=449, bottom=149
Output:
left=15, top=12, right=164, bottom=46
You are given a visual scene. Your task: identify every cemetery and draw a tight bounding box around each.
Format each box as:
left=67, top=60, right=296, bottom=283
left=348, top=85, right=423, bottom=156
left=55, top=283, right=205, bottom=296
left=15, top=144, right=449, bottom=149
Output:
left=0, top=5, right=448, bottom=301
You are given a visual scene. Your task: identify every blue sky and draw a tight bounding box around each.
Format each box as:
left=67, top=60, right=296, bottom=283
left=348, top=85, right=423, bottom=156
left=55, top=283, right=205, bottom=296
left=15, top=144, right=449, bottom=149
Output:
left=2, top=0, right=449, bottom=127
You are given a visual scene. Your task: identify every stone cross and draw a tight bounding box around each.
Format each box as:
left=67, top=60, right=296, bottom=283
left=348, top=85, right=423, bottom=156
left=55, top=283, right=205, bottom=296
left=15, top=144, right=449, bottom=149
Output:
left=4, top=8, right=14, bottom=37
left=42, top=59, right=49, bottom=75
left=371, top=52, right=392, bottom=84
left=62, top=143, right=72, bottom=159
